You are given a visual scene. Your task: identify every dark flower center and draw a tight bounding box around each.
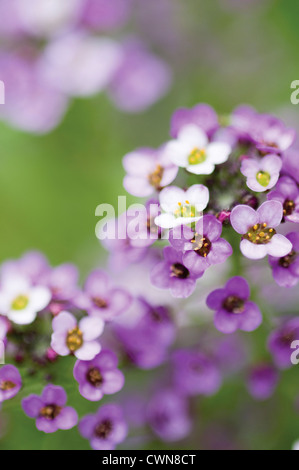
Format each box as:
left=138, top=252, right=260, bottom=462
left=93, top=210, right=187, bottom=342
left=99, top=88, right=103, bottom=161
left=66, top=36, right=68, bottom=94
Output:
left=280, top=331, right=296, bottom=346
left=191, top=233, right=212, bottom=258
left=40, top=404, right=62, bottom=420
left=95, top=419, right=113, bottom=439
left=148, top=164, right=164, bottom=189
left=243, top=223, right=276, bottom=245
left=0, top=380, right=16, bottom=391
left=170, top=263, right=190, bottom=279
left=92, top=297, right=108, bottom=309
left=283, top=199, right=295, bottom=217
left=87, top=367, right=103, bottom=388
left=223, top=295, right=245, bottom=314
left=66, top=327, right=83, bottom=352
left=279, top=250, right=297, bottom=268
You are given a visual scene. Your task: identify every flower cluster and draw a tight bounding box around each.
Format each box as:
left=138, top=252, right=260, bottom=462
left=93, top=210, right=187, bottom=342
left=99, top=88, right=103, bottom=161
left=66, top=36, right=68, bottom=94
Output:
left=2, top=103, right=299, bottom=450
left=0, top=0, right=172, bottom=133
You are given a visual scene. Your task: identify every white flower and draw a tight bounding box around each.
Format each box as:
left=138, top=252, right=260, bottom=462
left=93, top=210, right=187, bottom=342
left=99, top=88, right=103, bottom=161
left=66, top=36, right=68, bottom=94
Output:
left=0, top=276, right=51, bottom=325
left=164, top=124, right=231, bottom=175
left=155, top=184, right=209, bottom=229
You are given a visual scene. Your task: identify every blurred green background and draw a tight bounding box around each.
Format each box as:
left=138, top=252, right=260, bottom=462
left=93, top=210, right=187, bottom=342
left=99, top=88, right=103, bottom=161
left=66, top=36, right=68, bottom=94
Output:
left=1, top=0, right=299, bottom=450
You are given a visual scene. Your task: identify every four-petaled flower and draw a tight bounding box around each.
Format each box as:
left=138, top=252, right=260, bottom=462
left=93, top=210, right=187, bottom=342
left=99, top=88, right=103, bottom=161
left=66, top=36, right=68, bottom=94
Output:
left=240, top=154, right=282, bottom=192
left=268, top=176, right=299, bottom=223
left=0, top=365, right=22, bottom=403
left=230, top=201, right=292, bottom=260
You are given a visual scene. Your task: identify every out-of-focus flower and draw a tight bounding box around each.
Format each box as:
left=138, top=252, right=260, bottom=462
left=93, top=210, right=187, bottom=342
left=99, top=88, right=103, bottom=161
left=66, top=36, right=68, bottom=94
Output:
left=116, top=298, right=175, bottom=369
left=147, top=389, right=191, bottom=442
left=151, top=246, right=203, bottom=298
left=269, top=233, right=299, bottom=288
left=123, top=147, right=178, bottom=198
left=74, top=350, right=124, bottom=401
left=22, top=384, right=78, bottom=433
left=108, top=41, right=172, bottom=113
left=268, top=317, right=299, bottom=370
left=155, top=184, right=209, bottom=229
left=75, top=270, right=132, bottom=321
left=181, top=215, right=233, bottom=273
left=79, top=0, right=133, bottom=32
left=207, top=276, right=262, bottom=334
left=170, top=104, right=219, bottom=139
left=247, top=364, right=279, bottom=401
left=0, top=275, right=51, bottom=325
left=40, top=32, right=123, bottom=97
left=164, top=124, right=231, bottom=175
left=268, top=176, right=299, bottom=223
left=240, top=155, right=282, bottom=192
left=172, top=349, right=222, bottom=396
left=0, top=365, right=22, bottom=402
left=230, top=201, right=292, bottom=260
left=51, top=311, right=103, bottom=360
left=79, top=403, right=128, bottom=450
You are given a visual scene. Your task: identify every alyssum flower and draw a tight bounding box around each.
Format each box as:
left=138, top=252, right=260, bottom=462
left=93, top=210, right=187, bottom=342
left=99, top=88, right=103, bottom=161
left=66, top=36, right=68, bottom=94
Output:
left=0, top=365, right=22, bottom=403
left=51, top=311, right=104, bottom=360
left=240, top=154, right=282, bottom=192
left=164, top=123, right=231, bottom=175
left=207, top=276, right=262, bottom=334
left=268, top=176, right=299, bottom=223
left=22, top=384, right=78, bottom=433
left=154, top=184, right=209, bottom=229
left=0, top=275, right=51, bottom=325
left=269, top=232, right=299, bottom=288
left=230, top=200, right=292, bottom=260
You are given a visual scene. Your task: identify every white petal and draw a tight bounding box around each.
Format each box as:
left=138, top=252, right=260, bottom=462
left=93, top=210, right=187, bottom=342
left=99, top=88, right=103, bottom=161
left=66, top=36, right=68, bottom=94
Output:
left=79, top=316, right=104, bottom=341
left=240, top=239, right=268, bottom=260
left=267, top=235, right=293, bottom=258
left=164, top=141, right=189, bottom=167
left=7, top=308, right=37, bottom=325
left=155, top=213, right=177, bottom=229
left=178, top=124, right=208, bottom=148
left=187, top=162, right=215, bottom=175
left=206, top=142, right=231, bottom=164
left=185, top=184, right=210, bottom=211
left=29, top=286, right=52, bottom=311
left=159, top=186, right=185, bottom=212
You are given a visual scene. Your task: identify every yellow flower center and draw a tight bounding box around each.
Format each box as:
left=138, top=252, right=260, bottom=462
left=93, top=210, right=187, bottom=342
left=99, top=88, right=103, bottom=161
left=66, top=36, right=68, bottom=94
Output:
left=11, top=295, right=29, bottom=311
left=243, top=223, right=276, bottom=245
left=174, top=200, right=197, bottom=219
left=256, top=171, right=271, bottom=187
left=188, top=147, right=207, bottom=166
left=148, top=164, right=164, bottom=189
left=0, top=380, right=16, bottom=391
left=66, top=326, right=83, bottom=352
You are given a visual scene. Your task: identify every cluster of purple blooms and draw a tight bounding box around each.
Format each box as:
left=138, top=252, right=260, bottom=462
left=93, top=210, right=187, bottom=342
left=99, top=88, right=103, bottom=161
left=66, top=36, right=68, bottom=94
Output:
left=2, top=103, right=299, bottom=449
left=0, top=0, right=172, bottom=134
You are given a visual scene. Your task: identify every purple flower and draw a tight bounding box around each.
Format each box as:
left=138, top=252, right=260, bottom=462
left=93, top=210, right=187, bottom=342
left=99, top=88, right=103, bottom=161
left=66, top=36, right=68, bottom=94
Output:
left=176, top=215, right=233, bottom=273
left=80, top=0, right=132, bottom=31
left=73, top=350, right=124, bottom=402
left=254, top=119, right=296, bottom=155
left=268, top=317, right=299, bottom=369
left=150, top=246, right=204, bottom=298
left=108, top=41, right=172, bottom=113
left=241, top=155, right=282, bottom=192
left=1, top=251, right=49, bottom=285
left=116, top=298, right=176, bottom=369
left=230, top=201, right=292, bottom=260
left=247, top=364, right=279, bottom=401
left=170, top=103, right=219, bottom=139
left=207, top=276, right=262, bottom=334
left=269, top=232, right=299, bottom=288
left=164, top=124, right=231, bottom=175
left=51, top=311, right=104, bottom=360
left=76, top=270, right=132, bottom=321
left=79, top=404, right=128, bottom=450
left=146, top=389, right=191, bottom=442
left=172, top=349, right=222, bottom=396
left=128, top=199, right=163, bottom=248
left=123, top=147, right=178, bottom=197
left=0, top=365, right=22, bottom=402
left=40, top=263, right=79, bottom=302
left=22, top=384, right=78, bottom=433
left=268, top=176, right=299, bottom=223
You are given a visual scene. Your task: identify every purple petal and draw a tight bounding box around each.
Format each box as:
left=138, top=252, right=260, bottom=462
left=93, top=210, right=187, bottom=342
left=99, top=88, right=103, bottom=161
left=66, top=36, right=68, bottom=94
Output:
left=257, top=201, right=283, bottom=228
left=41, top=385, right=67, bottom=407
left=183, top=251, right=210, bottom=273
left=79, top=383, right=104, bottom=402
left=196, top=214, right=222, bottom=242
left=206, top=289, right=227, bottom=310
left=169, top=278, right=196, bottom=298
left=80, top=316, right=104, bottom=341
left=226, top=276, right=250, bottom=299
left=102, top=370, right=125, bottom=395
left=239, top=302, right=262, bottom=332
left=22, top=395, right=43, bottom=418
left=36, top=417, right=58, bottom=434
left=230, top=205, right=258, bottom=234
left=150, top=262, right=171, bottom=289
left=79, top=414, right=97, bottom=439
left=214, top=309, right=239, bottom=334
left=52, top=311, right=76, bottom=334
left=56, top=407, right=78, bottom=430
left=208, top=239, right=233, bottom=264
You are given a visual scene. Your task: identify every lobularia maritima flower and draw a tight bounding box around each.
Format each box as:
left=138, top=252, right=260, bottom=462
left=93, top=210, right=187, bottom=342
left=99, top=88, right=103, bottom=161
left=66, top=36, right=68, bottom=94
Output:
left=3, top=102, right=299, bottom=449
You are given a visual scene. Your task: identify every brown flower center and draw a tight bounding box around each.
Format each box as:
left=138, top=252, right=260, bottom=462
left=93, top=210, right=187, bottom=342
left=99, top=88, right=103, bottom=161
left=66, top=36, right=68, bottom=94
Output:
left=279, top=250, right=297, bottom=268
left=0, top=380, right=16, bottom=391
left=170, top=263, right=190, bottom=279
left=243, top=223, right=276, bottom=245
left=40, top=405, right=62, bottom=420
left=283, top=199, right=295, bottom=217
left=223, top=296, right=245, bottom=314
left=87, top=367, right=103, bottom=388
left=95, top=419, right=113, bottom=439
left=66, top=326, right=83, bottom=352
left=191, top=233, right=212, bottom=258
left=148, top=164, right=164, bottom=189
left=92, top=297, right=108, bottom=309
